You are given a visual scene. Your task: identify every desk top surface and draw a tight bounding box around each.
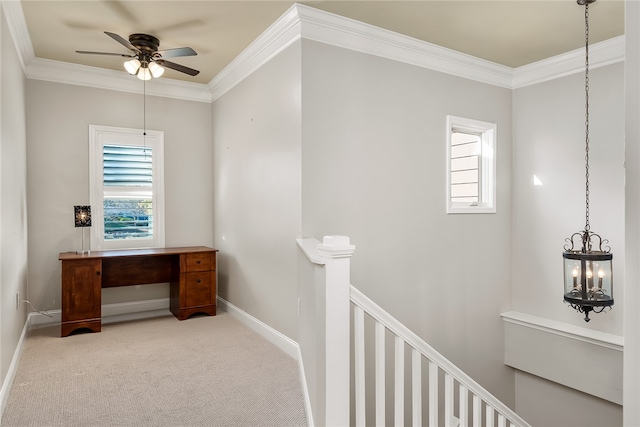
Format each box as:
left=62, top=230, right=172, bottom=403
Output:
left=59, top=246, right=217, bottom=261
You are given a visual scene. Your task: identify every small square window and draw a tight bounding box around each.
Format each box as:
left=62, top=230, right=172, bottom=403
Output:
left=446, top=116, right=496, bottom=214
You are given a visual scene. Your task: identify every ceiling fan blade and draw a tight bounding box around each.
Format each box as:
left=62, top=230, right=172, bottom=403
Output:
left=157, top=47, right=197, bottom=58
left=76, top=50, right=135, bottom=58
left=104, top=31, right=138, bottom=52
left=155, top=59, right=200, bottom=76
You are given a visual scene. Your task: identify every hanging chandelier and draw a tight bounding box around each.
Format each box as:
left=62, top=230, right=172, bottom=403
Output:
left=562, top=0, right=613, bottom=322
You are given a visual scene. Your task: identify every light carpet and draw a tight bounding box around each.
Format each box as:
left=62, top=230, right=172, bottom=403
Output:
left=1, top=312, right=307, bottom=427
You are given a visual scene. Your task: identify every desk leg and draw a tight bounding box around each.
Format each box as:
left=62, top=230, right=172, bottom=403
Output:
left=61, top=259, right=102, bottom=337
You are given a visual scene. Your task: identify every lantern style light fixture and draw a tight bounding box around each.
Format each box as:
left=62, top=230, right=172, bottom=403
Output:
left=562, top=0, right=613, bottom=322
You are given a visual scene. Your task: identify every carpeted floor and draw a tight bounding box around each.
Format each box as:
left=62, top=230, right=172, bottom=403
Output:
left=1, top=312, right=307, bottom=427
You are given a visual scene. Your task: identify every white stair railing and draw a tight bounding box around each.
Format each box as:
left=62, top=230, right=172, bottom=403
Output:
left=351, top=286, right=531, bottom=427
left=297, top=235, right=530, bottom=427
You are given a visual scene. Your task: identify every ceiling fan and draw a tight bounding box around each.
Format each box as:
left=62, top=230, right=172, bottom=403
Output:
left=76, top=31, right=199, bottom=80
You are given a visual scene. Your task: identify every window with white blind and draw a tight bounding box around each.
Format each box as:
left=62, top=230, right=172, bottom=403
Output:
left=446, top=116, right=496, bottom=214
left=89, top=125, right=165, bottom=250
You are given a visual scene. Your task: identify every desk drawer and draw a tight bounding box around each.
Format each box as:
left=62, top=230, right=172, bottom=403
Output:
left=184, top=252, right=213, bottom=272
left=184, top=271, right=215, bottom=307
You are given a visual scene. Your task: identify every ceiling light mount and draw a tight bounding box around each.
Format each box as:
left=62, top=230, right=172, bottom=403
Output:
left=562, top=0, right=613, bottom=322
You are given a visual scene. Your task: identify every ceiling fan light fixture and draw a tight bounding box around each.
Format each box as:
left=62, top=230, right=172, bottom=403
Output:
left=149, top=61, right=164, bottom=78
left=124, top=58, right=141, bottom=75
left=137, top=66, right=152, bottom=81
left=77, top=32, right=200, bottom=79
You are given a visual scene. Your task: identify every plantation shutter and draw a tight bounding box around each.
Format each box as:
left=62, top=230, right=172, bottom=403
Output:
left=450, top=131, right=480, bottom=203
left=103, top=145, right=153, bottom=187
left=102, top=144, right=154, bottom=240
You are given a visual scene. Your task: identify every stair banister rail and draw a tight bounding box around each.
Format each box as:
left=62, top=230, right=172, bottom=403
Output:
left=296, top=235, right=530, bottom=427
left=351, top=286, right=531, bottom=427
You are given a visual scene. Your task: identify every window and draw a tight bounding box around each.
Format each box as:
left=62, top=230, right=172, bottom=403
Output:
left=446, top=116, right=496, bottom=214
left=89, top=125, right=165, bottom=250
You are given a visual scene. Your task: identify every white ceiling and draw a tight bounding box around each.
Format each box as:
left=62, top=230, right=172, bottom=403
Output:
left=20, top=1, right=625, bottom=85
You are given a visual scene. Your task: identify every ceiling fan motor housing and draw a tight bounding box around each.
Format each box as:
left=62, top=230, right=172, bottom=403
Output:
left=129, top=34, right=160, bottom=54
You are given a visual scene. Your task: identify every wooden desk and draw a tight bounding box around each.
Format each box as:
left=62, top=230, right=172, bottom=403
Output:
left=59, top=246, right=217, bottom=337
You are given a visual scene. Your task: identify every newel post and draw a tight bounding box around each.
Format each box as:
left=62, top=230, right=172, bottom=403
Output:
left=318, top=235, right=355, bottom=427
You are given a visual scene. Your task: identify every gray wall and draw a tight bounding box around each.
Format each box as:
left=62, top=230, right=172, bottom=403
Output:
left=512, top=64, right=625, bottom=424
left=512, top=63, right=625, bottom=334
left=301, top=39, right=515, bottom=408
left=0, top=7, right=28, bottom=385
left=515, top=371, right=623, bottom=427
left=26, top=80, right=213, bottom=310
left=624, top=1, right=640, bottom=425
left=211, top=41, right=302, bottom=341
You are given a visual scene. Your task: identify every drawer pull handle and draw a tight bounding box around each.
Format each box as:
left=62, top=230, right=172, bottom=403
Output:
left=196, top=260, right=201, bottom=264
left=196, top=279, right=201, bottom=284
left=97, top=271, right=101, bottom=276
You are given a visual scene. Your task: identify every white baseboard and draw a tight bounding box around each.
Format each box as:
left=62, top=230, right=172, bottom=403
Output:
left=216, top=297, right=298, bottom=358
left=102, top=298, right=171, bottom=324
left=0, top=316, right=30, bottom=417
left=216, top=297, right=313, bottom=426
left=296, top=345, right=315, bottom=427
left=28, top=298, right=171, bottom=329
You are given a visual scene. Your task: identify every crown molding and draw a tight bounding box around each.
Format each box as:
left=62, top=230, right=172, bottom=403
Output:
left=1, top=0, right=34, bottom=70
left=208, top=4, right=302, bottom=102
left=208, top=3, right=513, bottom=103
left=2, top=0, right=627, bottom=103
left=1, top=0, right=210, bottom=103
left=513, top=35, right=625, bottom=89
left=296, top=3, right=514, bottom=89
left=26, top=57, right=211, bottom=102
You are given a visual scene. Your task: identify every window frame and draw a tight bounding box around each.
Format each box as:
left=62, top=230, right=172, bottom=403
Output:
left=446, top=115, right=497, bottom=214
left=89, top=125, right=165, bottom=251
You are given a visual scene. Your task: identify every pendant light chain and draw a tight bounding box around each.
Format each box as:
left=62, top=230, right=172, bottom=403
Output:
left=584, top=2, right=591, bottom=232
left=563, top=0, right=614, bottom=322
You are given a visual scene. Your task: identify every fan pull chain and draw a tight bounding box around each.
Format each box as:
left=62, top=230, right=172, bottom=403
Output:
left=143, top=77, right=147, bottom=137
left=143, top=76, right=148, bottom=159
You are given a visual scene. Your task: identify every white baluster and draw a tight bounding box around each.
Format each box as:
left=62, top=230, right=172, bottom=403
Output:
left=445, top=374, right=454, bottom=427
left=459, top=384, right=468, bottom=427
left=472, top=395, right=481, bottom=427
left=395, top=336, right=405, bottom=426
left=429, top=361, right=438, bottom=427
left=498, top=413, right=506, bottom=427
left=486, top=406, right=494, bottom=427
left=354, top=305, right=365, bottom=427
left=375, top=321, right=385, bottom=426
left=412, top=348, right=422, bottom=426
